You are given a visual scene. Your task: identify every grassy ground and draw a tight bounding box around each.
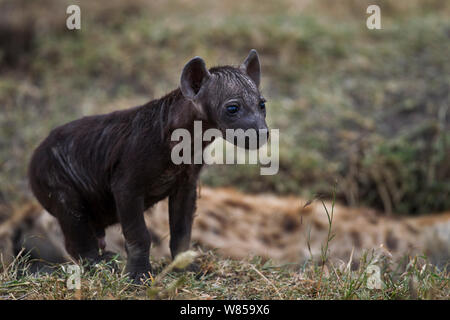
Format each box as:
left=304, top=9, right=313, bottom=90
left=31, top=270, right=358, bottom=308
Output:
left=1, top=194, right=448, bottom=300
left=1, top=249, right=448, bottom=300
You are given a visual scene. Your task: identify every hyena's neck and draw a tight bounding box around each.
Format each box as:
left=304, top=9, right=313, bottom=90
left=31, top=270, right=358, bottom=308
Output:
left=155, top=88, right=214, bottom=138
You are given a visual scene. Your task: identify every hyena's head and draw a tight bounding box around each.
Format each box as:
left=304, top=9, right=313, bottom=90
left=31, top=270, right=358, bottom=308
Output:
left=180, top=49, right=268, bottom=149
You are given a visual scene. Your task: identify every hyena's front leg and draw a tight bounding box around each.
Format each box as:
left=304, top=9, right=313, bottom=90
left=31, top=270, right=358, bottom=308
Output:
left=113, top=191, right=151, bottom=283
left=168, top=179, right=198, bottom=260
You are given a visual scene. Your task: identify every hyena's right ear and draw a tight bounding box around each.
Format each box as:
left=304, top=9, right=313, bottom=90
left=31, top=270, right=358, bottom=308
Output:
left=180, top=56, right=211, bottom=100
left=240, top=49, right=260, bottom=87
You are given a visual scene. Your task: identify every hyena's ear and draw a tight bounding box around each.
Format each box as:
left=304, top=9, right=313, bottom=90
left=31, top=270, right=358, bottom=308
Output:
left=180, top=56, right=211, bottom=100
left=240, top=49, right=260, bottom=87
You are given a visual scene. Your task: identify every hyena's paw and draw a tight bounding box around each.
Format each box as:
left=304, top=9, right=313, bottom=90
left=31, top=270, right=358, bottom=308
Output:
left=126, top=265, right=153, bottom=285
left=128, top=270, right=153, bottom=285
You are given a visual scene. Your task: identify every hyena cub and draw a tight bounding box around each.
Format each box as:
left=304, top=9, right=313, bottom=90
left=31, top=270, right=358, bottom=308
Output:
left=28, top=49, right=268, bottom=283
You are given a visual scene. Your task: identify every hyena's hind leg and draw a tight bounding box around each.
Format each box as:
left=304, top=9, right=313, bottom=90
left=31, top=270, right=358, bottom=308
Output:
left=49, top=190, right=101, bottom=263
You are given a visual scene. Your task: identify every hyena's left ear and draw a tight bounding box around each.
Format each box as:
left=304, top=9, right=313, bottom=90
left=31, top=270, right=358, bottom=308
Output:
left=240, top=49, right=260, bottom=87
left=180, top=56, right=211, bottom=100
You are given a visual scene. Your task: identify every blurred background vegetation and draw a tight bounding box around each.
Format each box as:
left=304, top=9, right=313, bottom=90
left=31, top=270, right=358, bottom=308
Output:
left=0, top=0, right=449, bottom=216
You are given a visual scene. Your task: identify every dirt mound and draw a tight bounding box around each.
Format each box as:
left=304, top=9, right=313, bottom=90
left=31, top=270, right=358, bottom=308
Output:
left=1, top=188, right=449, bottom=270
left=142, top=187, right=450, bottom=267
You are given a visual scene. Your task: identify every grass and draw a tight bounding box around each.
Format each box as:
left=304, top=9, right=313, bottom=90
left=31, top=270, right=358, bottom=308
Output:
left=1, top=242, right=448, bottom=300
left=1, top=195, right=448, bottom=300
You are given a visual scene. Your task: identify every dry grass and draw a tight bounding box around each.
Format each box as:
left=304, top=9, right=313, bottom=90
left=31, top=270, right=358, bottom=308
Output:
left=1, top=196, right=448, bottom=300
left=1, top=241, right=448, bottom=300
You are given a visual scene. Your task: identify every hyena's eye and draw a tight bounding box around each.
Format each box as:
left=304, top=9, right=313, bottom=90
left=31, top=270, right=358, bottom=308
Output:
left=226, top=105, right=239, bottom=114
left=259, top=101, right=266, bottom=110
